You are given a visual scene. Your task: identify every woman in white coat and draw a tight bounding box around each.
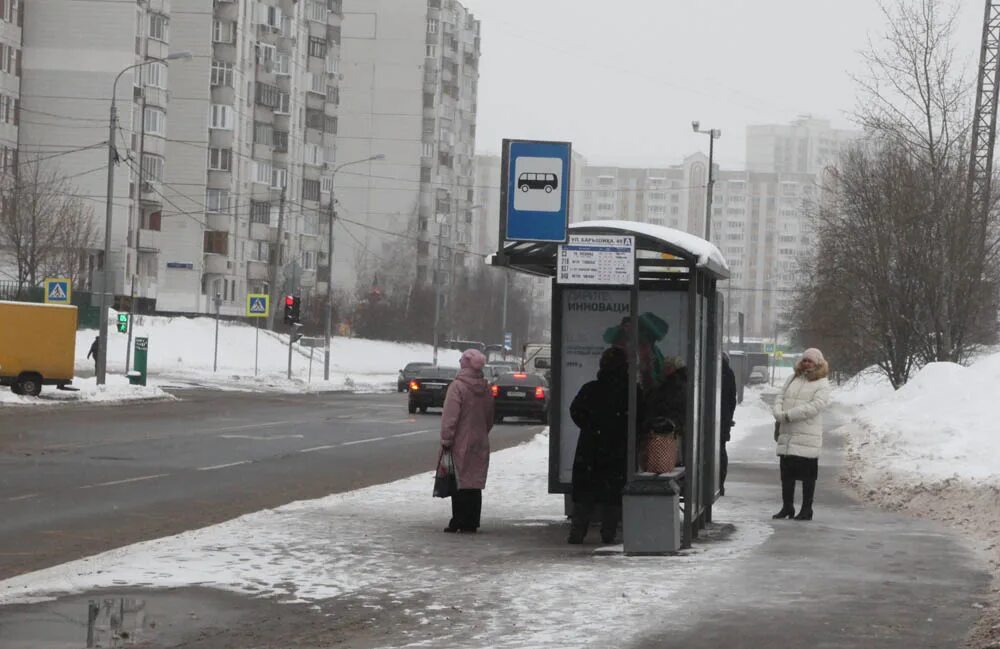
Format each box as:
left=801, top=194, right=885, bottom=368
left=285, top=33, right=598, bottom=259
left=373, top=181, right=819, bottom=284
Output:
left=772, top=347, right=832, bottom=521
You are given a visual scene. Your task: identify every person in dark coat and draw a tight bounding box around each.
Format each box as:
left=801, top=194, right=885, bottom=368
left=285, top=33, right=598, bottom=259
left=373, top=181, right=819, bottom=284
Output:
left=639, top=358, right=687, bottom=471
left=719, top=353, right=737, bottom=495
left=568, top=346, right=634, bottom=544
left=86, top=336, right=100, bottom=373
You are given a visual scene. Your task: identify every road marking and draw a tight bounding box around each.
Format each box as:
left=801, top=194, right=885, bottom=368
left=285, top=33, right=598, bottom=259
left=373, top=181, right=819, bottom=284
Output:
left=196, top=461, right=251, bottom=471
left=298, top=444, right=337, bottom=453
left=341, top=436, right=386, bottom=446
left=391, top=429, right=436, bottom=438
left=209, top=420, right=310, bottom=433
left=80, top=474, right=169, bottom=489
left=218, top=434, right=305, bottom=441
left=7, top=493, right=39, bottom=501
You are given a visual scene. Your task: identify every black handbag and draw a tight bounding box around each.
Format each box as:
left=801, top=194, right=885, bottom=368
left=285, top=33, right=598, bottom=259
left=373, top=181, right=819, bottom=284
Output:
left=433, top=450, right=458, bottom=498
left=773, top=421, right=781, bottom=442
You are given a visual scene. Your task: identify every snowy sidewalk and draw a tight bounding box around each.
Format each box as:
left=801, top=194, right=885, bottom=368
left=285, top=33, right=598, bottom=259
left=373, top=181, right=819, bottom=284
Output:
left=0, top=390, right=991, bottom=648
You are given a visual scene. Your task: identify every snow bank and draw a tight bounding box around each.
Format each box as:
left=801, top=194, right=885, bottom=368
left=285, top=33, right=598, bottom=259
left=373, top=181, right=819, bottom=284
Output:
left=0, top=375, right=172, bottom=406
left=76, top=312, right=463, bottom=392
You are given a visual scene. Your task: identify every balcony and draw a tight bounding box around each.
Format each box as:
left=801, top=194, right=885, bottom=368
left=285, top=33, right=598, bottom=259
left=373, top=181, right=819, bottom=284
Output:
left=136, top=228, right=161, bottom=252
left=301, top=235, right=320, bottom=252
left=206, top=212, right=231, bottom=231
left=247, top=260, right=270, bottom=280
left=203, top=253, right=230, bottom=275
left=250, top=222, right=275, bottom=241
left=299, top=269, right=317, bottom=288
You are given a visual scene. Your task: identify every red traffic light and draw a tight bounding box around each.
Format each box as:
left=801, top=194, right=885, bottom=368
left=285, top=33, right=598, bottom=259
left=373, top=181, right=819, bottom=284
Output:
left=285, top=295, right=295, bottom=306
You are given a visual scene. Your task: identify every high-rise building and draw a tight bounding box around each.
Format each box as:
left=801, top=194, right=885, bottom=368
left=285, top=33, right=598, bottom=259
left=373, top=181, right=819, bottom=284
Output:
left=337, top=0, right=479, bottom=296
left=0, top=0, right=19, bottom=183
left=746, top=115, right=860, bottom=175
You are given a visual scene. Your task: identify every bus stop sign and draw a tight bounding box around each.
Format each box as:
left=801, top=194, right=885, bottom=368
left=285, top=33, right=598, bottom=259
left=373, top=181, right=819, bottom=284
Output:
left=500, top=139, right=572, bottom=243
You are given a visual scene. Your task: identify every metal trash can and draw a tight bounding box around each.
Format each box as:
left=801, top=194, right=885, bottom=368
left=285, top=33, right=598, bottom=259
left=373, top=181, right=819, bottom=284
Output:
left=623, top=469, right=684, bottom=555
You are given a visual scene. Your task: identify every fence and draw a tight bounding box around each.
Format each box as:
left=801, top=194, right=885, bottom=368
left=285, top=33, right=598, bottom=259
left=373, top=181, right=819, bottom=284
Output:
left=0, top=280, right=101, bottom=329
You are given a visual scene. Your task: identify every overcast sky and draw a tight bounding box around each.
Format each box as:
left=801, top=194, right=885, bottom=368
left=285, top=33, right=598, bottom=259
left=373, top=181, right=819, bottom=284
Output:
left=460, top=0, right=984, bottom=169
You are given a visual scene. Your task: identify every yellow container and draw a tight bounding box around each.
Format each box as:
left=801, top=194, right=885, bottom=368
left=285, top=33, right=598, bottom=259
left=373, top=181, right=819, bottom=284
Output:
left=0, top=300, right=78, bottom=395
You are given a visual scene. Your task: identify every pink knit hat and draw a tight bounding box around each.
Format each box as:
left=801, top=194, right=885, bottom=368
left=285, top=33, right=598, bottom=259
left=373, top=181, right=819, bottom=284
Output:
left=459, top=349, right=486, bottom=371
left=802, top=348, right=825, bottom=364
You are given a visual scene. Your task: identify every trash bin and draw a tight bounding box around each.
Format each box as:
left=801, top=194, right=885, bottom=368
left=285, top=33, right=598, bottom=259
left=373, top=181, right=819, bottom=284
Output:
left=623, top=468, right=685, bottom=555
left=126, top=371, right=142, bottom=386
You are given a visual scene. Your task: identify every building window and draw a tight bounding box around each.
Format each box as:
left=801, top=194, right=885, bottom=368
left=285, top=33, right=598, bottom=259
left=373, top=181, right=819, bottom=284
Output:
left=251, top=201, right=271, bottom=224
left=302, top=179, right=320, bottom=202
left=307, top=0, right=326, bottom=22
left=425, top=44, right=438, bottom=58
left=428, top=19, right=438, bottom=33
left=275, top=52, right=290, bottom=75
left=321, top=176, right=333, bottom=193
left=272, top=130, right=289, bottom=152
left=275, top=92, right=290, bottom=114
left=271, top=168, right=287, bottom=190
left=206, top=189, right=229, bottom=213
left=256, top=43, right=276, bottom=65
left=308, top=36, right=327, bottom=58
left=209, top=104, right=234, bottom=129
left=211, top=60, right=233, bottom=87
left=143, top=107, right=166, bottom=135
left=253, top=121, right=272, bottom=145
left=212, top=19, right=235, bottom=43
left=253, top=160, right=273, bottom=185
left=422, top=142, right=434, bottom=158
left=141, top=154, right=163, bottom=182
left=208, top=148, right=232, bottom=171
left=303, top=143, right=324, bottom=166
left=148, top=13, right=169, bottom=41
left=255, top=83, right=279, bottom=108
left=261, top=4, right=282, bottom=28
left=142, top=62, right=167, bottom=89
left=204, top=231, right=229, bottom=255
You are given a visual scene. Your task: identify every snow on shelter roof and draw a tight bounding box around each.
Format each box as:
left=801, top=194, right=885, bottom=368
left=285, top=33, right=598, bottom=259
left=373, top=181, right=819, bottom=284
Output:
left=569, top=220, right=729, bottom=276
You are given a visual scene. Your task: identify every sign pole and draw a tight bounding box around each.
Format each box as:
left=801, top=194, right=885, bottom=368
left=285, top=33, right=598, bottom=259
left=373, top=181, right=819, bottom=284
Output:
left=255, top=318, right=259, bottom=377
left=213, top=293, right=221, bottom=373
left=308, top=345, right=314, bottom=383
left=287, top=331, right=293, bottom=380
left=125, top=275, right=135, bottom=374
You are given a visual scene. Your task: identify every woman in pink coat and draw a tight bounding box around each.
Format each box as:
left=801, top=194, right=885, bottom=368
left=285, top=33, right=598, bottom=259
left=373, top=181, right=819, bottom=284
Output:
left=441, top=348, right=495, bottom=533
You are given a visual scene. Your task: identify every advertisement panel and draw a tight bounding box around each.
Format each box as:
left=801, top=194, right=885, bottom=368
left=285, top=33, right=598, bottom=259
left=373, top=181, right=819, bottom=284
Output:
left=557, top=288, right=688, bottom=485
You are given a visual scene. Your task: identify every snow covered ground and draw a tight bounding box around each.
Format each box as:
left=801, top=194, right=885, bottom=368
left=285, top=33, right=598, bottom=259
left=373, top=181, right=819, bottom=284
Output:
left=0, top=430, right=772, bottom=647
left=0, top=375, right=172, bottom=407
left=76, top=311, right=463, bottom=393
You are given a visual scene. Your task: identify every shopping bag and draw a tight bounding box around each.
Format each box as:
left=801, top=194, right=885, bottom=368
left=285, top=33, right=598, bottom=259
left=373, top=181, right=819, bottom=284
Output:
left=644, top=433, right=679, bottom=474
left=433, top=449, right=458, bottom=498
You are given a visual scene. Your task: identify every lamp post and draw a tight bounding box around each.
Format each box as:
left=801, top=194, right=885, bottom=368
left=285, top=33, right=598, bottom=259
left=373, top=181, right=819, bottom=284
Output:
left=323, top=153, right=385, bottom=381
left=97, top=51, right=192, bottom=386
left=691, top=121, right=721, bottom=242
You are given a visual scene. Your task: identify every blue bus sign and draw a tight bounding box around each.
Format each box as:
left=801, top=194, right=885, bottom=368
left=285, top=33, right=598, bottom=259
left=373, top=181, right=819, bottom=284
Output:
left=501, top=139, right=572, bottom=243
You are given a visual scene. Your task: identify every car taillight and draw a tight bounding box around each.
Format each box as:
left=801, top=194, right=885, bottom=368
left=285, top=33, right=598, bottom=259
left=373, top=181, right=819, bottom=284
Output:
left=513, top=372, right=527, bottom=379
left=409, top=380, right=420, bottom=391
left=491, top=384, right=499, bottom=398
left=535, top=386, right=546, bottom=399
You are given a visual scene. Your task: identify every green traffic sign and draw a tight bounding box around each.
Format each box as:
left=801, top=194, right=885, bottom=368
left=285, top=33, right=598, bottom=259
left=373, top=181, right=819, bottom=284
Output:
left=117, top=313, right=130, bottom=333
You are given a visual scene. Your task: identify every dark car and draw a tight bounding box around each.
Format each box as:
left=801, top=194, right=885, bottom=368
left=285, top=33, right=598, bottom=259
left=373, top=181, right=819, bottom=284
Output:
left=398, top=361, right=432, bottom=392
left=408, top=366, right=459, bottom=414
left=491, top=372, right=549, bottom=424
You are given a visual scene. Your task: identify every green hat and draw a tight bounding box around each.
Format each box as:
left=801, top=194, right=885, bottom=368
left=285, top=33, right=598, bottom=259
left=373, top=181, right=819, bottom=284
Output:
left=637, top=312, right=669, bottom=342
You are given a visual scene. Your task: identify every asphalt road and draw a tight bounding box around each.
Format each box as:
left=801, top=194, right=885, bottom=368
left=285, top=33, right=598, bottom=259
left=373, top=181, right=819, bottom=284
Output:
left=0, top=389, right=544, bottom=579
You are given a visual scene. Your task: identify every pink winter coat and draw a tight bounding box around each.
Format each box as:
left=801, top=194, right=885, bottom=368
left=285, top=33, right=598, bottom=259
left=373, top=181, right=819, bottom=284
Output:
left=440, top=368, right=495, bottom=490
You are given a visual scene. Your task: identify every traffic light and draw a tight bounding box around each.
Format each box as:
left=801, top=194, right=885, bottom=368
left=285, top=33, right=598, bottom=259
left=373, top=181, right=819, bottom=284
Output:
left=283, top=295, right=300, bottom=325
left=116, top=313, right=130, bottom=333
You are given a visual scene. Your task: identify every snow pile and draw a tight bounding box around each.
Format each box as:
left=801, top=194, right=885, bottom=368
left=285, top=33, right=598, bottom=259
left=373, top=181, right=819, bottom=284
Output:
left=77, top=312, right=462, bottom=392
left=0, top=375, right=172, bottom=406
left=0, top=432, right=771, bottom=646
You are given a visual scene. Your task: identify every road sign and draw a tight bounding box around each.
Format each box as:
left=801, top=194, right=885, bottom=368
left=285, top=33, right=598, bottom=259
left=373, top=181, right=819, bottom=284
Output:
left=501, top=139, right=572, bottom=243
left=557, top=234, right=635, bottom=285
left=246, top=293, right=269, bottom=318
left=116, top=313, right=130, bottom=333
left=43, top=278, right=71, bottom=304
left=504, top=332, right=513, bottom=350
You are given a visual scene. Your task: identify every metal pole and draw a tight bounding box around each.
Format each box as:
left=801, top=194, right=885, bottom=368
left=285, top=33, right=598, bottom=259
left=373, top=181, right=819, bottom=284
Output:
left=324, top=189, right=334, bottom=381
left=725, top=281, right=733, bottom=350
left=97, top=99, right=117, bottom=386
left=770, top=313, right=779, bottom=386
left=125, top=275, right=135, bottom=373
left=308, top=345, right=314, bottom=383
left=432, top=220, right=444, bottom=366
left=501, top=269, right=508, bottom=335
left=268, top=186, right=286, bottom=330
left=287, top=329, right=294, bottom=379
left=213, top=293, right=221, bottom=372
left=704, top=133, right=715, bottom=241
left=254, top=317, right=259, bottom=376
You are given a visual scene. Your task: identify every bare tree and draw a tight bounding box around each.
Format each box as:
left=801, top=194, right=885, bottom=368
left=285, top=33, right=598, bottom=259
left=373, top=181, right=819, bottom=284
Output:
left=0, top=156, right=97, bottom=295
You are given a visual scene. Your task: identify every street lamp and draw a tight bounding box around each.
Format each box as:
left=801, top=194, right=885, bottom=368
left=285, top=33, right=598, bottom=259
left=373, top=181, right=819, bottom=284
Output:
left=97, top=50, right=192, bottom=386
left=692, top=121, right=721, bottom=242
left=323, top=153, right=385, bottom=381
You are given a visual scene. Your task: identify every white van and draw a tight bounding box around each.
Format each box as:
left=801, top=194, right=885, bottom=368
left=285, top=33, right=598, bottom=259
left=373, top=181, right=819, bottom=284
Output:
left=522, top=343, right=551, bottom=379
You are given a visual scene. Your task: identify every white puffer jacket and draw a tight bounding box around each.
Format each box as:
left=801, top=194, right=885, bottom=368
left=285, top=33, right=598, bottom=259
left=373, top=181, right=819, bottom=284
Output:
left=773, top=362, right=832, bottom=459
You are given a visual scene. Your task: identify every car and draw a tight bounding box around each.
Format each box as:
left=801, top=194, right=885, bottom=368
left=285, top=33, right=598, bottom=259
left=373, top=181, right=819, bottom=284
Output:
left=491, top=372, right=549, bottom=424
left=747, top=365, right=769, bottom=385
left=397, top=361, right=432, bottom=392
left=407, top=366, right=459, bottom=414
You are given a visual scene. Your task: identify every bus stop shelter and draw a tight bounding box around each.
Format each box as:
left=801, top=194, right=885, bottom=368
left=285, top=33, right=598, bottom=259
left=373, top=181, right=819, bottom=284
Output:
left=491, top=220, right=729, bottom=550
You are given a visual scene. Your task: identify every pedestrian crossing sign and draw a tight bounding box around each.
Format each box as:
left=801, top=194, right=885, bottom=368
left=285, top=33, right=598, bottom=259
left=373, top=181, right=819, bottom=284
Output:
left=43, top=278, right=71, bottom=304
left=246, top=293, right=269, bottom=318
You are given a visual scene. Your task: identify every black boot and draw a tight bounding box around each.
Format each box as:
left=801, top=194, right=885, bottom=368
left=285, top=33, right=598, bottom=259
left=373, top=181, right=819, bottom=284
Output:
left=772, top=478, right=796, bottom=519
left=795, top=480, right=815, bottom=520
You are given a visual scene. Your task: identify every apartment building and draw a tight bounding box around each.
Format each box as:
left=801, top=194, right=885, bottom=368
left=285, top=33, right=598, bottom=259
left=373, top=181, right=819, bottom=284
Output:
left=155, top=0, right=343, bottom=316
left=0, top=0, right=19, bottom=179
left=337, top=0, right=479, bottom=296
left=747, top=115, right=859, bottom=175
